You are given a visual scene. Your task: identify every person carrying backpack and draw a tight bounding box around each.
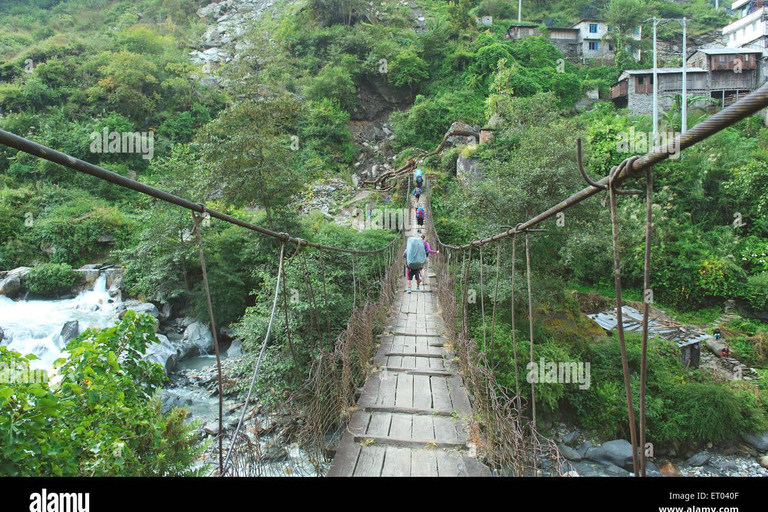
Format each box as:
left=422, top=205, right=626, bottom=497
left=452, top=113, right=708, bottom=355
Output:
left=415, top=205, right=425, bottom=230
left=413, top=186, right=422, bottom=201
left=415, top=168, right=423, bottom=188
left=403, top=236, right=427, bottom=293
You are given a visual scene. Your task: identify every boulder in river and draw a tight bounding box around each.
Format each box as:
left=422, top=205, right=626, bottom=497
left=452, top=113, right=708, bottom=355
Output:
left=59, top=320, right=80, bottom=344
left=227, top=339, right=244, bottom=358
left=742, top=432, right=768, bottom=452
left=558, top=444, right=582, bottom=462
left=126, top=302, right=160, bottom=318
left=686, top=451, right=710, bottom=467
left=0, top=274, right=21, bottom=298
left=758, top=456, right=768, bottom=469
left=562, top=430, right=580, bottom=446
left=179, top=321, right=214, bottom=360
left=143, top=334, right=178, bottom=374
left=585, top=439, right=635, bottom=471
left=0, top=326, right=4, bottom=343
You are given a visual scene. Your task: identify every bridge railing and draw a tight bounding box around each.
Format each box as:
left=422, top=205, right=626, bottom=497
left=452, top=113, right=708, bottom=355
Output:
left=423, top=82, right=768, bottom=477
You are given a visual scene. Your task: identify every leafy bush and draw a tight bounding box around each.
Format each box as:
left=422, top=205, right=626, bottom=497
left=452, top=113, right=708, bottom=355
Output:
left=25, top=262, right=78, bottom=296
left=0, top=312, right=203, bottom=476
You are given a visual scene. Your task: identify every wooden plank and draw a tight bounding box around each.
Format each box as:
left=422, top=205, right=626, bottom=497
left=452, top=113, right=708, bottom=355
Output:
left=395, top=372, right=414, bottom=408
left=411, top=450, right=438, bottom=477
left=377, top=368, right=397, bottom=407
left=436, top=450, right=464, bottom=477
left=448, top=374, right=472, bottom=415
left=390, top=332, right=446, bottom=338
left=363, top=404, right=453, bottom=416
left=380, top=367, right=452, bottom=377
left=433, top=416, right=459, bottom=443
left=412, top=374, right=432, bottom=409
left=389, top=413, right=413, bottom=440
left=384, top=352, right=443, bottom=358
left=367, top=411, right=392, bottom=436
left=356, top=372, right=380, bottom=408
left=327, top=411, right=369, bottom=477
left=411, top=415, right=435, bottom=441
left=382, top=446, right=412, bottom=477
left=431, top=376, right=453, bottom=411
left=354, top=445, right=386, bottom=477
left=462, top=456, right=492, bottom=477
left=353, top=435, right=465, bottom=450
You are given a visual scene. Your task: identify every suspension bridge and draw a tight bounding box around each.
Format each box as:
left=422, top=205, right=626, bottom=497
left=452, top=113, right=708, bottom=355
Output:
left=1, top=81, right=767, bottom=477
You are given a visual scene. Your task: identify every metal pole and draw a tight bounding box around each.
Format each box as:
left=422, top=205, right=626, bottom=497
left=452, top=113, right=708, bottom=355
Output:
left=681, top=17, right=687, bottom=134
left=653, top=18, right=658, bottom=144
left=518, top=0, right=521, bottom=23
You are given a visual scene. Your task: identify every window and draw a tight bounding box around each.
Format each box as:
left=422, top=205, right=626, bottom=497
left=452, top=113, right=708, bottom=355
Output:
left=719, top=55, right=727, bottom=63
left=589, top=23, right=598, bottom=33
left=637, top=76, right=644, bottom=85
left=607, top=26, right=613, bottom=32
left=609, top=44, right=615, bottom=51
left=588, top=41, right=599, bottom=51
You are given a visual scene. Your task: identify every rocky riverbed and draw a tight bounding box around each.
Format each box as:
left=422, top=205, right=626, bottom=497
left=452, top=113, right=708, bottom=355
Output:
left=552, top=422, right=768, bottom=477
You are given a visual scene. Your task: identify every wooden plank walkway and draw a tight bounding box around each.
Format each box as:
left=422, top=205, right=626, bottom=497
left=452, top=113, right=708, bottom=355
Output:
left=328, top=207, right=491, bottom=477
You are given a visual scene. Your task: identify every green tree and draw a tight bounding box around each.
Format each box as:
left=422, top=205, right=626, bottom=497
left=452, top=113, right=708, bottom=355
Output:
left=198, top=96, right=303, bottom=230
left=388, top=49, right=430, bottom=94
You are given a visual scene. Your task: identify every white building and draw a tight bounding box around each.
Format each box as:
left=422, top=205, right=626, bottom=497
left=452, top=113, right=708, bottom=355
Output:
left=723, top=0, right=767, bottom=54
left=571, top=19, right=641, bottom=62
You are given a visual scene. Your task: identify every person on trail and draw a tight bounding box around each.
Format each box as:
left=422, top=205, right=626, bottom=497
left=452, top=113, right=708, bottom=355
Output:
left=415, top=205, right=425, bottom=230
left=421, top=234, right=439, bottom=257
left=403, top=236, right=427, bottom=294
left=413, top=186, right=422, bottom=202
left=415, top=168, right=424, bottom=188
left=720, top=343, right=731, bottom=358
left=713, top=328, right=722, bottom=340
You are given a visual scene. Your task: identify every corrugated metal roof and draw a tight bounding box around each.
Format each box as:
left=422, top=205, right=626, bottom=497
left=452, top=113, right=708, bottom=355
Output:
left=587, top=306, right=710, bottom=348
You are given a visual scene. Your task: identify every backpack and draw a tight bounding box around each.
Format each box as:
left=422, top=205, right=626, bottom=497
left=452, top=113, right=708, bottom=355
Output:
left=405, top=236, right=427, bottom=269
left=416, top=175, right=423, bottom=187
left=416, top=207, right=425, bottom=218
left=413, top=187, right=422, bottom=196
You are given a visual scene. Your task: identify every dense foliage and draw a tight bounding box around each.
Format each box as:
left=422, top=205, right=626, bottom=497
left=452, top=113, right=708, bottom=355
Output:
left=0, top=312, right=202, bottom=476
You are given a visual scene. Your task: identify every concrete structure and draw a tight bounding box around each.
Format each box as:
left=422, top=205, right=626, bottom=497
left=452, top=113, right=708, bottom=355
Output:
left=504, top=24, right=539, bottom=40
left=504, top=20, right=641, bottom=62
left=549, top=27, right=581, bottom=59
left=571, top=19, right=642, bottom=62
left=723, top=0, right=767, bottom=54
left=611, top=68, right=709, bottom=113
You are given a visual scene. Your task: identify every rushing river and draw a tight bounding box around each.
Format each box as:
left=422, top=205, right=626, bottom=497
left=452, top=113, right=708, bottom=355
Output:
left=0, top=275, right=121, bottom=370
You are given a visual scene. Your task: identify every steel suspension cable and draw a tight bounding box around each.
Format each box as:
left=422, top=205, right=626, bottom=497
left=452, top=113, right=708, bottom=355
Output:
left=607, top=166, right=640, bottom=477
left=222, top=242, right=286, bottom=476
left=191, top=209, right=225, bottom=472
left=639, top=167, right=654, bottom=477
left=0, top=129, right=391, bottom=255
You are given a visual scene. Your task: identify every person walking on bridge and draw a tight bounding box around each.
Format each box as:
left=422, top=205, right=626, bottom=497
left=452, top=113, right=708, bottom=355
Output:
left=413, top=185, right=422, bottom=202
left=415, top=204, right=425, bottom=232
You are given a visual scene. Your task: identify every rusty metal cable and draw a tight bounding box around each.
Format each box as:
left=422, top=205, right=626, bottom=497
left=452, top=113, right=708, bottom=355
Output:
left=430, top=81, right=768, bottom=251
left=640, top=166, right=654, bottom=477
left=191, top=209, right=225, bottom=473
left=525, top=233, right=536, bottom=432
left=479, top=246, right=487, bottom=352
left=511, top=235, right=522, bottom=412
left=489, top=244, right=501, bottom=362
left=222, top=242, right=286, bottom=476
left=0, top=129, right=391, bottom=255
left=607, top=162, right=640, bottom=477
